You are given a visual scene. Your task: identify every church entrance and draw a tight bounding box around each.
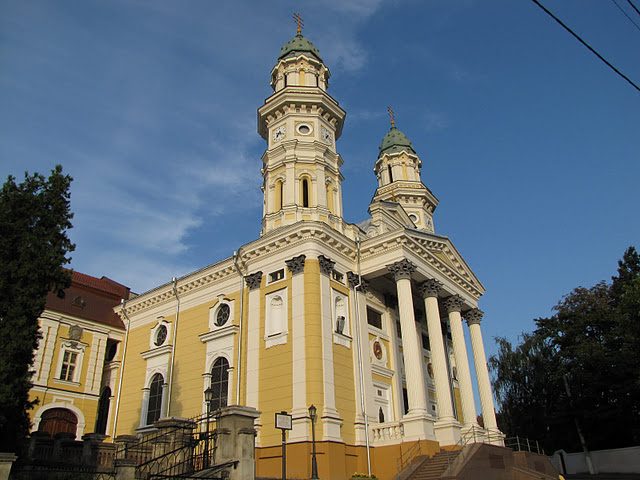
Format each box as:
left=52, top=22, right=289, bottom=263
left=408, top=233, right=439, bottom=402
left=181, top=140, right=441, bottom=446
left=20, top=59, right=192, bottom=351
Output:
left=38, top=408, right=78, bottom=438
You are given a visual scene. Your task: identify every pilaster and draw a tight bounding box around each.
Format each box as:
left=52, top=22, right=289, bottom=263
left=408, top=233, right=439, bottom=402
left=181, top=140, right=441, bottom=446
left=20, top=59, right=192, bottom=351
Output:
left=318, top=255, right=342, bottom=441
left=287, top=255, right=308, bottom=441
left=245, top=271, right=263, bottom=442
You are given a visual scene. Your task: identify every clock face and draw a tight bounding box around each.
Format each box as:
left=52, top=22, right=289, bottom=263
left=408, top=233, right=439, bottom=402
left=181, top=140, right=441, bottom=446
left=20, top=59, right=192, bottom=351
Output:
left=273, top=125, right=286, bottom=142
left=321, top=126, right=332, bottom=144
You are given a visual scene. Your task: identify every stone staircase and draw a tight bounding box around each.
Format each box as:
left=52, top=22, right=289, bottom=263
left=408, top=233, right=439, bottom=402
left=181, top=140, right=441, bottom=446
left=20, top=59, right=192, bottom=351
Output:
left=406, top=450, right=461, bottom=480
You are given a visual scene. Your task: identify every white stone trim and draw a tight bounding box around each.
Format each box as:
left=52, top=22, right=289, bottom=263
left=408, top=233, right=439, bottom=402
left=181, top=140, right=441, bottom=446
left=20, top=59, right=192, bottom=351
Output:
left=32, top=400, right=86, bottom=439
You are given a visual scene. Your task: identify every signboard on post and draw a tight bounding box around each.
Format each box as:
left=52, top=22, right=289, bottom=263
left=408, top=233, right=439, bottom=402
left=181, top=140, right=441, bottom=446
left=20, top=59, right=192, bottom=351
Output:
left=275, top=411, right=292, bottom=480
left=275, top=411, right=292, bottom=431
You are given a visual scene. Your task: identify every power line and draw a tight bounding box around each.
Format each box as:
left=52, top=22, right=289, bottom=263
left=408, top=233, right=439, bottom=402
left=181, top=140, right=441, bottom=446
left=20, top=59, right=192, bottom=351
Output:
left=611, top=0, right=640, bottom=32
left=530, top=0, right=640, bottom=93
left=625, top=0, right=640, bottom=18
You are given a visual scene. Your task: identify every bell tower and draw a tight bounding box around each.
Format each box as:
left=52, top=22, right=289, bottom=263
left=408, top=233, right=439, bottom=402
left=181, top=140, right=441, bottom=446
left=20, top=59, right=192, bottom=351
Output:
left=258, top=17, right=346, bottom=236
left=371, top=108, right=439, bottom=232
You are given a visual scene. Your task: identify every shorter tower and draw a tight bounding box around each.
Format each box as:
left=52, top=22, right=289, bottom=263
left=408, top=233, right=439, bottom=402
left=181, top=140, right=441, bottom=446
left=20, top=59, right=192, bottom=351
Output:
left=371, top=114, right=438, bottom=232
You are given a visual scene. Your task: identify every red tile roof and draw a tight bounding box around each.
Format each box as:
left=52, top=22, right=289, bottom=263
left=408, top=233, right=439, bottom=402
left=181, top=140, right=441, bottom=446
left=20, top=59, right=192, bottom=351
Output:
left=45, top=271, right=130, bottom=330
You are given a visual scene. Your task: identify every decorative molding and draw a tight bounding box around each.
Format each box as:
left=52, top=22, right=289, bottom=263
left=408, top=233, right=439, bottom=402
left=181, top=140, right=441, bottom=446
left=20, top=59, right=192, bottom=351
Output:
left=244, top=272, right=263, bottom=290
left=140, top=344, right=172, bottom=360
left=318, top=255, right=335, bottom=276
left=419, top=279, right=443, bottom=298
left=69, top=325, right=83, bottom=341
left=371, top=363, right=394, bottom=379
left=199, top=325, right=239, bottom=344
left=464, top=308, right=484, bottom=326
left=387, top=259, right=416, bottom=281
left=444, top=295, right=465, bottom=314
left=285, top=255, right=306, bottom=275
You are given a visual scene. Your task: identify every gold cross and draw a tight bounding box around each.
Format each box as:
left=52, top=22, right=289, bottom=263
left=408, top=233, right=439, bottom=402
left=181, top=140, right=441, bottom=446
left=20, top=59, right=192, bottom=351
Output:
left=387, top=106, right=396, bottom=128
left=293, top=13, right=303, bottom=35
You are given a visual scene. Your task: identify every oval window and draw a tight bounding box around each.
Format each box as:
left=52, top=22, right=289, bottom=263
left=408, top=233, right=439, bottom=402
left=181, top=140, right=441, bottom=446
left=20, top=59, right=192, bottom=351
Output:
left=297, top=124, right=311, bottom=135
left=155, top=325, right=168, bottom=346
left=215, top=304, right=230, bottom=327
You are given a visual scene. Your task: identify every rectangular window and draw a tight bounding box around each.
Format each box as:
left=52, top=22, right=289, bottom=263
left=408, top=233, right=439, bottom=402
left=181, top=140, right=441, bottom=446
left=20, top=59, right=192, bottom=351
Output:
left=331, top=270, right=344, bottom=283
left=60, top=350, right=78, bottom=381
left=366, top=307, right=382, bottom=329
left=269, top=269, right=285, bottom=283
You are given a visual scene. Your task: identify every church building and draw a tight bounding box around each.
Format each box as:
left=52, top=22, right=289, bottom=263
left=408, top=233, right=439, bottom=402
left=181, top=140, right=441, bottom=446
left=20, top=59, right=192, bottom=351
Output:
left=111, top=25, right=502, bottom=480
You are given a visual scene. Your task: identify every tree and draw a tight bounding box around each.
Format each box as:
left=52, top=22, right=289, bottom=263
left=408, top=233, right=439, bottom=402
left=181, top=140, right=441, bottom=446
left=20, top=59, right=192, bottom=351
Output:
left=490, top=246, right=640, bottom=452
left=0, top=165, right=74, bottom=452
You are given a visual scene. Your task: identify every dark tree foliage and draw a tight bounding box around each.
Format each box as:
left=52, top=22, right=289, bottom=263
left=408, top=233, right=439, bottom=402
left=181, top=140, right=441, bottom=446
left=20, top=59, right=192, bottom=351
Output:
left=0, top=166, right=74, bottom=452
left=490, top=247, right=640, bottom=453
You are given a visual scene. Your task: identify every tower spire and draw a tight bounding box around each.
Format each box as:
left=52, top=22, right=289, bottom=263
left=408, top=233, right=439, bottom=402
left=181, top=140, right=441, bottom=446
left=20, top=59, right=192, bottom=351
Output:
left=387, top=105, right=396, bottom=129
left=293, top=12, right=303, bottom=35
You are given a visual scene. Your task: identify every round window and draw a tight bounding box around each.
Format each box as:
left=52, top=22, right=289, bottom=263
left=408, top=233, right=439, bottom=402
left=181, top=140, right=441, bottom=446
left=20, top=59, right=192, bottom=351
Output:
left=215, top=304, right=230, bottom=327
left=154, top=325, right=167, bottom=346
left=297, top=124, right=311, bottom=135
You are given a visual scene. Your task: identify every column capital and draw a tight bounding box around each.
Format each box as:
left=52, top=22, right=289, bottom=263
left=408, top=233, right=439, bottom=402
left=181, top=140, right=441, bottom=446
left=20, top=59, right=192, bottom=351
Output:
left=464, top=308, right=484, bottom=326
left=419, top=278, right=442, bottom=298
left=387, top=259, right=416, bottom=281
left=318, top=255, right=335, bottom=276
left=444, top=295, right=465, bottom=314
left=244, top=271, right=263, bottom=290
left=285, top=254, right=306, bottom=275
left=347, top=272, right=369, bottom=293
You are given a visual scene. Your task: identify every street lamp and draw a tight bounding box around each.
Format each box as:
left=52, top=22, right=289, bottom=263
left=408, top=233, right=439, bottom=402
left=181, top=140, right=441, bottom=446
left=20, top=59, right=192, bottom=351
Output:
left=308, top=404, right=319, bottom=480
left=204, top=387, right=215, bottom=469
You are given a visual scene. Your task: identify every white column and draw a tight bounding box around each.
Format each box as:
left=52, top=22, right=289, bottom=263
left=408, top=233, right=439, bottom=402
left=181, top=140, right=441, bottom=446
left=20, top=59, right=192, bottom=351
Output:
left=244, top=271, right=263, bottom=441
left=139, top=388, right=150, bottom=428
left=444, top=295, right=479, bottom=434
left=160, top=382, right=169, bottom=419
left=465, top=309, right=500, bottom=439
left=420, top=280, right=460, bottom=445
left=318, top=255, right=342, bottom=441
left=387, top=260, right=434, bottom=440
left=286, top=255, right=309, bottom=441
left=348, top=272, right=376, bottom=444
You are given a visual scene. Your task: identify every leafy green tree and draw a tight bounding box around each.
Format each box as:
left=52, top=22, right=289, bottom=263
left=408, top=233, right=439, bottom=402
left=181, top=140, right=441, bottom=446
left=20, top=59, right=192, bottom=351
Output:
left=490, top=247, right=640, bottom=452
left=0, top=165, right=75, bottom=452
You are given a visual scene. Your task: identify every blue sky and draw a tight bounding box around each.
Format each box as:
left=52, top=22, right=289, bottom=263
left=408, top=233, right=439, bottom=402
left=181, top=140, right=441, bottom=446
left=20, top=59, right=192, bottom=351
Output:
left=2, top=0, right=639, bottom=360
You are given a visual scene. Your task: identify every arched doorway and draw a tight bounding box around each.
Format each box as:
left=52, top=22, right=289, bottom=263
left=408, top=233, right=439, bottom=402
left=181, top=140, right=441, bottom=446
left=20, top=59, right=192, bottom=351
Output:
left=95, top=386, right=111, bottom=434
left=38, top=408, right=78, bottom=438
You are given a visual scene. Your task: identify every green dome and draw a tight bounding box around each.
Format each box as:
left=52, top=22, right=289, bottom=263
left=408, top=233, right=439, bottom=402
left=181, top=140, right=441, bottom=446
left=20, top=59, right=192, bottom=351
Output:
left=378, top=127, right=416, bottom=157
left=278, top=33, right=323, bottom=62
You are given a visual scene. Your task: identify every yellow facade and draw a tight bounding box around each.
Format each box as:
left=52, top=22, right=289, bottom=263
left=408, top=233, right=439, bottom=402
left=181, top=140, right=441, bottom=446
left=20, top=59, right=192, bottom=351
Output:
left=108, top=27, right=503, bottom=480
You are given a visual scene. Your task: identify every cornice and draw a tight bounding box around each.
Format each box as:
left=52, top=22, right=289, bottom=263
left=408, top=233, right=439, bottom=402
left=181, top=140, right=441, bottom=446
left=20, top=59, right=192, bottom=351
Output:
left=118, top=222, right=357, bottom=319
left=258, top=88, right=345, bottom=139
left=359, top=229, right=484, bottom=299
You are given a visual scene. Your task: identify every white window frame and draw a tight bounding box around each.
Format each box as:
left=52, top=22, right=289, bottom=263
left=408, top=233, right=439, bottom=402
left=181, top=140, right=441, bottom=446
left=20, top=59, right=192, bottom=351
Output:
left=149, top=317, right=172, bottom=350
left=265, top=288, right=288, bottom=348
left=209, top=299, right=234, bottom=331
left=55, top=340, right=85, bottom=384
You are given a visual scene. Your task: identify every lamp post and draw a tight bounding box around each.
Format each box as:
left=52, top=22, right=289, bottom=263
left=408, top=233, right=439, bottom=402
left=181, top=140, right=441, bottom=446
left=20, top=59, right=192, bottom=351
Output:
left=308, top=404, right=319, bottom=480
left=204, top=387, right=214, bottom=469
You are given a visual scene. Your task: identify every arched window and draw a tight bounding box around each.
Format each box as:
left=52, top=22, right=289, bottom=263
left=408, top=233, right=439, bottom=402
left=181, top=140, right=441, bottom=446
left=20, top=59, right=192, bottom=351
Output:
left=388, top=165, right=394, bottom=183
left=209, top=358, right=230, bottom=411
left=95, top=387, right=111, bottom=434
left=378, top=407, right=385, bottom=423
left=335, top=296, right=347, bottom=335
left=275, top=179, right=283, bottom=211
left=301, top=178, right=310, bottom=207
left=268, top=295, right=284, bottom=336
left=39, top=408, right=78, bottom=438
left=146, top=373, right=164, bottom=426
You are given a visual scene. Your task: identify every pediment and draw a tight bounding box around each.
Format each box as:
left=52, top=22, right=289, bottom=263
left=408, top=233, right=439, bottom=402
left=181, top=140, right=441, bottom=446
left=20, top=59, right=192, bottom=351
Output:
left=404, top=230, right=485, bottom=295
left=362, top=200, right=415, bottom=237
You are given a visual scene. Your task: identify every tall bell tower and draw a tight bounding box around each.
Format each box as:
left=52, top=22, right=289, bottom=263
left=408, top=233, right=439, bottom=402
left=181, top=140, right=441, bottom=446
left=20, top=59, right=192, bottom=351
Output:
left=258, top=18, right=346, bottom=236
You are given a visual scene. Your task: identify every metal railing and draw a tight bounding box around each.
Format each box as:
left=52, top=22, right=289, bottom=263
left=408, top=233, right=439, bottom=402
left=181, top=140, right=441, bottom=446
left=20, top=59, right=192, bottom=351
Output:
left=505, top=436, right=544, bottom=455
